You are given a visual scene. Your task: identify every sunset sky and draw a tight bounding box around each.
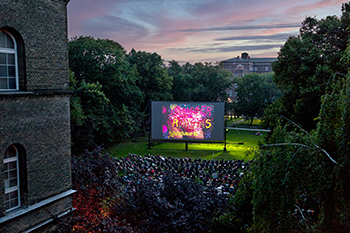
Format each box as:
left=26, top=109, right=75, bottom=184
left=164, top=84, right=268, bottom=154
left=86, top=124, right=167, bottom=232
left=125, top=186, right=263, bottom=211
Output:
left=67, top=0, right=347, bottom=64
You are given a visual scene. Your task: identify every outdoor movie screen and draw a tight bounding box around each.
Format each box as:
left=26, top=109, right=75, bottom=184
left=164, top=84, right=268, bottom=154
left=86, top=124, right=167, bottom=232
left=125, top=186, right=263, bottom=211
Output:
left=151, top=101, right=225, bottom=141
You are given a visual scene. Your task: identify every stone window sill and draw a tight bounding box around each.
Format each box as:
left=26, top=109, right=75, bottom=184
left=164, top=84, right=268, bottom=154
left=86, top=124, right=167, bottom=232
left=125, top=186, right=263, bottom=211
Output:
left=0, top=189, right=76, bottom=224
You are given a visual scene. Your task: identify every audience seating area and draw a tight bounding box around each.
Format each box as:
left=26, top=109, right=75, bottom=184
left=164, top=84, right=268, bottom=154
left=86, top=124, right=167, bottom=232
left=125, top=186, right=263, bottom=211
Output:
left=115, top=153, right=251, bottom=195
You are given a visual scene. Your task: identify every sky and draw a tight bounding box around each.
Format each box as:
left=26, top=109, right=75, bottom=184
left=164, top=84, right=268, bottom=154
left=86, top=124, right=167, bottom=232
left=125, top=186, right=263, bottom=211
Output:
left=67, top=0, right=347, bottom=64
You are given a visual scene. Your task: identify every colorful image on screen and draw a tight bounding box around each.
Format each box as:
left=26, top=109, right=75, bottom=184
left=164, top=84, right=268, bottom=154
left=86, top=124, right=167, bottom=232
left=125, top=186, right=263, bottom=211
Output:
left=151, top=101, right=225, bottom=141
left=161, top=103, right=215, bottom=139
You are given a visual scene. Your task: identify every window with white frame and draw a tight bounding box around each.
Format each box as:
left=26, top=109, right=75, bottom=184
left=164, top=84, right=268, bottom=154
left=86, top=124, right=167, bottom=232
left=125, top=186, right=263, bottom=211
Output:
left=4, top=145, right=20, bottom=211
left=0, top=30, right=18, bottom=91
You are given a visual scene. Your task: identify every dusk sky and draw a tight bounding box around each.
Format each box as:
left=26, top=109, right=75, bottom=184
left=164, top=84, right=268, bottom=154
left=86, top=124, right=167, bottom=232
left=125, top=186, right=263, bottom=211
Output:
left=67, top=0, right=347, bottom=64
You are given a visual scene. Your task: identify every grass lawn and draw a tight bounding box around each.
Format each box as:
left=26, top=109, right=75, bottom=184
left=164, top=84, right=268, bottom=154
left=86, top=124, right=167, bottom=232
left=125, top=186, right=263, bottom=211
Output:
left=235, top=118, right=261, bottom=126
left=225, top=117, right=244, bottom=125
left=108, top=129, right=265, bottom=161
left=226, top=118, right=261, bottom=127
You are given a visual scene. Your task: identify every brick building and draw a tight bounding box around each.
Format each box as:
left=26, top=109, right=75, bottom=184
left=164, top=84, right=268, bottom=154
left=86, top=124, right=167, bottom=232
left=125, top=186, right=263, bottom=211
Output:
left=221, top=52, right=277, bottom=77
left=0, top=0, right=74, bottom=232
left=221, top=52, right=277, bottom=103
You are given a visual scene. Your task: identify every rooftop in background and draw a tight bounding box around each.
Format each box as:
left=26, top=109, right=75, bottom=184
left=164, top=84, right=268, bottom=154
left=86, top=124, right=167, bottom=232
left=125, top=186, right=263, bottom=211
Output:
left=222, top=52, right=277, bottom=103
left=220, top=52, right=277, bottom=78
left=221, top=57, right=278, bottom=63
left=221, top=52, right=277, bottom=63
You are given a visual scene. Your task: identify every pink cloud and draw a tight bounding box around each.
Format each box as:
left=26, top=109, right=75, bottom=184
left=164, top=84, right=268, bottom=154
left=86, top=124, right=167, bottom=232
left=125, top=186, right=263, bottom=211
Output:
left=285, top=0, right=345, bottom=18
left=68, top=0, right=118, bottom=37
left=67, top=0, right=346, bottom=63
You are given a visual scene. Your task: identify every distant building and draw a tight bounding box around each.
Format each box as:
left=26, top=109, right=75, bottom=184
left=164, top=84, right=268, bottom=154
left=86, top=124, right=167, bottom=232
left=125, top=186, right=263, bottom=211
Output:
left=221, top=53, right=277, bottom=103
left=0, top=0, right=74, bottom=232
left=221, top=52, right=277, bottom=77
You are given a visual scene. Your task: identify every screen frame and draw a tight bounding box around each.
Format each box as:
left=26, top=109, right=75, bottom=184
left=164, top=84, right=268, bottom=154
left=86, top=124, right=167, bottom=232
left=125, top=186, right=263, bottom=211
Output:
left=150, top=101, right=226, bottom=142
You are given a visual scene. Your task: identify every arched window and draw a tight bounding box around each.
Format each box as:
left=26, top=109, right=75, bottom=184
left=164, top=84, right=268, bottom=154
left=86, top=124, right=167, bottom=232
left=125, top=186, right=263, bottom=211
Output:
left=0, top=30, right=18, bottom=91
left=4, top=145, right=20, bottom=211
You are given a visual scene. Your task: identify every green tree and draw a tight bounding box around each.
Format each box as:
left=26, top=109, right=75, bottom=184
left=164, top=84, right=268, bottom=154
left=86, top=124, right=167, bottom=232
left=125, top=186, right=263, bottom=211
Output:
left=247, top=72, right=350, bottom=232
left=168, top=60, right=193, bottom=101
left=68, top=36, right=144, bottom=148
left=234, top=72, right=281, bottom=125
left=260, top=99, right=287, bottom=130
left=128, top=49, right=173, bottom=111
left=271, top=3, right=350, bottom=131
left=69, top=70, right=85, bottom=129
left=173, top=62, right=233, bottom=102
left=70, top=72, right=112, bottom=151
left=190, top=62, right=233, bottom=101
left=242, top=4, right=350, bottom=231
left=69, top=36, right=143, bottom=111
left=314, top=75, right=350, bottom=231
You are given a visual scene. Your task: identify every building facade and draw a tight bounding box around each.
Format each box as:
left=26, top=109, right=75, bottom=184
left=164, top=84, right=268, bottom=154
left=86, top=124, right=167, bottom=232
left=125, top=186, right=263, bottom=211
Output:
left=0, top=0, right=74, bottom=232
left=221, top=52, right=277, bottom=77
left=221, top=53, right=277, bottom=102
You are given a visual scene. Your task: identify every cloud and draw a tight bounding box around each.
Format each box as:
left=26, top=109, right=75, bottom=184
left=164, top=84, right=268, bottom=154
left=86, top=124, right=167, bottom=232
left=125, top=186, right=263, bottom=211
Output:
left=68, top=0, right=118, bottom=36
left=215, top=33, right=296, bottom=41
left=167, top=44, right=282, bottom=53
left=284, top=0, right=345, bottom=19
left=83, top=15, right=149, bottom=39
left=178, top=23, right=301, bottom=32
left=211, top=42, right=225, bottom=46
left=67, top=0, right=345, bottom=63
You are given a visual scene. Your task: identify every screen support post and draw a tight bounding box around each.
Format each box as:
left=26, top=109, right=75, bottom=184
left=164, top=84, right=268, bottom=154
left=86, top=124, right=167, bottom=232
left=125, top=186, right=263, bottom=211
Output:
left=224, top=119, right=227, bottom=151
left=148, top=99, right=152, bottom=149
left=223, top=102, right=227, bottom=151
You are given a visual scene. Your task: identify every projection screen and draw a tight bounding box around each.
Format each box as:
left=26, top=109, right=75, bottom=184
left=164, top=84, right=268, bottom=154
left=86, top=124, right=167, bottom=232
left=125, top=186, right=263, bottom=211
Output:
left=151, top=101, right=225, bottom=141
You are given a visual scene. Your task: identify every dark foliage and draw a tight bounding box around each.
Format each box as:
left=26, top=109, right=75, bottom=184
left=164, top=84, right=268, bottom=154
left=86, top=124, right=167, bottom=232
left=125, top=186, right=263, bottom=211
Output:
left=211, top=173, right=254, bottom=233
left=115, top=174, right=229, bottom=233
left=267, top=2, right=350, bottom=131
left=244, top=72, right=350, bottom=232
left=55, top=147, right=233, bottom=232
left=72, top=146, right=120, bottom=196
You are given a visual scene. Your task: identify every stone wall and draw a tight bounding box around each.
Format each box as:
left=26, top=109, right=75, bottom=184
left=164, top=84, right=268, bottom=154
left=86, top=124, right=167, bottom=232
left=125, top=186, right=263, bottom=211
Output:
left=0, top=191, right=73, bottom=232
left=0, top=0, right=73, bottom=231
left=0, top=0, right=70, bottom=91
left=0, top=94, right=72, bottom=205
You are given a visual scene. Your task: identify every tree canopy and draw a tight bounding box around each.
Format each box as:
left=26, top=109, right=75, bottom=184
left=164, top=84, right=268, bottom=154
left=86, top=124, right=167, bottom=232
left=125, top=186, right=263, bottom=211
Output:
left=68, top=37, right=143, bottom=151
left=268, top=4, right=350, bottom=131
left=246, top=73, right=350, bottom=232
left=169, top=61, right=233, bottom=102
left=128, top=49, right=173, bottom=111
left=70, top=72, right=112, bottom=150
left=238, top=2, right=350, bottom=231
left=69, top=36, right=143, bottom=109
left=234, top=72, right=282, bottom=125
left=68, top=36, right=233, bottom=151
left=168, top=60, right=193, bottom=101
